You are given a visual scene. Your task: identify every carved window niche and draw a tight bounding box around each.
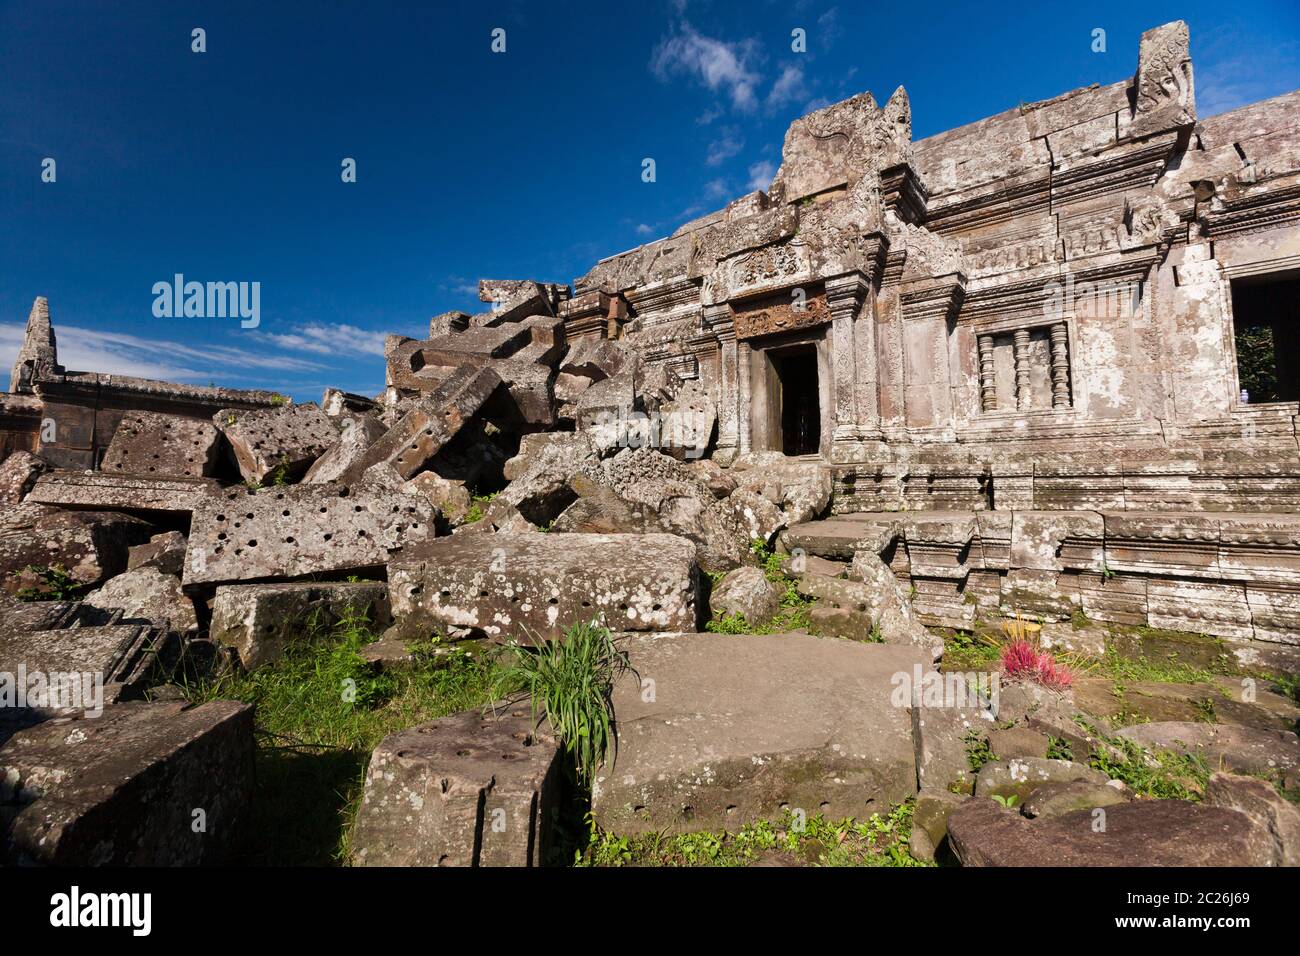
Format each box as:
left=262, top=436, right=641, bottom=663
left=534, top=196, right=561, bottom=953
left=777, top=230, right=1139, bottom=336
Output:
left=976, top=322, right=1072, bottom=413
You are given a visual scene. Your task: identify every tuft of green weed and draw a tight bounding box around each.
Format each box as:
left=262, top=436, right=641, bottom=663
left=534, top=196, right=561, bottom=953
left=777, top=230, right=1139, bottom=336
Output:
left=498, top=621, right=632, bottom=787
left=11, top=563, right=83, bottom=601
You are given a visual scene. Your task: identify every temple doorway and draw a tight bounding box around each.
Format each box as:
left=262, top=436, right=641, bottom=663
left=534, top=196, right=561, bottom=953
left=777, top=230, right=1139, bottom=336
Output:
left=773, top=346, right=821, bottom=456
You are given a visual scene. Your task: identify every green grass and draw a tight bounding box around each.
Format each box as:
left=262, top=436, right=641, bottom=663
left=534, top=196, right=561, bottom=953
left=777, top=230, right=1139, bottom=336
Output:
left=10, top=563, right=83, bottom=601
left=580, top=803, right=930, bottom=867
left=184, top=609, right=509, bottom=865
left=463, top=490, right=499, bottom=524
left=1075, top=718, right=1212, bottom=801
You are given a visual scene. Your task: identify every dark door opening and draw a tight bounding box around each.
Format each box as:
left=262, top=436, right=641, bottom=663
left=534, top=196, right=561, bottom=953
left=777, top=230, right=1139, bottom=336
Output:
left=1232, top=272, right=1300, bottom=404
left=773, top=347, right=820, bottom=456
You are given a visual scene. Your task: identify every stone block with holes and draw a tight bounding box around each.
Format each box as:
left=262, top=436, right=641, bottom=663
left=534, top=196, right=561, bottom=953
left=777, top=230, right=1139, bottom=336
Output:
left=101, top=411, right=222, bottom=478
left=210, top=581, right=392, bottom=669
left=387, top=532, right=699, bottom=642
left=182, top=478, right=437, bottom=587
left=351, top=704, right=561, bottom=867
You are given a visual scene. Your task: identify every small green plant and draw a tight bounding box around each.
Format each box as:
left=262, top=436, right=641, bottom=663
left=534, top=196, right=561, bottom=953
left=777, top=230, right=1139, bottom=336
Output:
left=499, top=621, right=633, bottom=787
left=964, top=730, right=994, bottom=772
left=991, top=794, right=1020, bottom=809
left=269, top=393, right=290, bottom=406
left=1070, top=607, right=1090, bottom=630
left=1046, top=735, right=1074, bottom=761
left=11, top=563, right=82, bottom=601
left=1100, top=564, right=1115, bottom=582
left=463, top=491, right=499, bottom=524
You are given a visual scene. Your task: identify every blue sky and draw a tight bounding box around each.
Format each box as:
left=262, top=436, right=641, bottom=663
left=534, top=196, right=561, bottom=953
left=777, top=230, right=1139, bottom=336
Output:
left=2, top=0, right=1298, bottom=401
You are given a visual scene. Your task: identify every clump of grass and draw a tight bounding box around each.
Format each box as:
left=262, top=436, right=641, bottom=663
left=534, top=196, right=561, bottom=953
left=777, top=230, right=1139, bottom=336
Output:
left=186, top=607, right=505, bottom=864
left=11, top=563, right=83, bottom=601
left=1075, top=718, right=1211, bottom=800
left=498, top=621, right=632, bottom=787
left=581, top=803, right=928, bottom=868
left=703, top=540, right=814, bottom=634
left=463, top=491, right=499, bottom=524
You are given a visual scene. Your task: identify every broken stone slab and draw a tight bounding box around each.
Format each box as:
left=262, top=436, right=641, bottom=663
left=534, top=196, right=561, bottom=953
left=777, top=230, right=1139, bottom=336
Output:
left=1019, top=780, right=1133, bottom=819
left=0, top=503, right=152, bottom=594
left=209, top=581, right=392, bottom=670
left=351, top=704, right=561, bottom=866
left=127, top=531, right=187, bottom=576
left=727, top=488, right=785, bottom=545
left=26, top=470, right=220, bottom=514
left=908, top=788, right=968, bottom=864
left=0, top=450, right=45, bottom=503
left=84, top=566, right=199, bottom=633
left=947, top=797, right=1274, bottom=867
left=986, top=726, right=1053, bottom=760
left=302, top=412, right=387, bottom=484
left=214, top=402, right=339, bottom=484
left=404, top=471, right=472, bottom=525
left=1116, top=721, right=1300, bottom=777
left=101, top=411, right=222, bottom=478
left=182, top=478, right=437, bottom=587
left=0, top=614, right=179, bottom=706
left=388, top=533, right=699, bottom=642
left=1038, top=621, right=1107, bottom=657
left=782, top=553, right=848, bottom=579
left=1073, top=677, right=1297, bottom=734
left=321, top=388, right=381, bottom=417
left=0, top=700, right=254, bottom=865
left=592, top=633, right=929, bottom=835
left=709, top=566, right=781, bottom=625
left=1205, top=772, right=1300, bottom=867
left=973, top=757, right=1110, bottom=801
left=341, top=366, right=503, bottom=484
left=912, top=692, right=995, bottom=794
left=795, top=571, right=941, bottom=657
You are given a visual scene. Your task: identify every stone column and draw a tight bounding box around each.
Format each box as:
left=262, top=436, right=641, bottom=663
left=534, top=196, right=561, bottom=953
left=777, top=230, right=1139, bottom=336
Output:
left=1013, top=327, right=1031, bottom=410
left=1050, top=322, right=1071, bottom=408
left=705, top=304, right=740, bottom=464
left=737, top=340, right=752, bottom=455
left=978, top=334, right=997, bottom=412
left=825, top=273, right=870, bottom=449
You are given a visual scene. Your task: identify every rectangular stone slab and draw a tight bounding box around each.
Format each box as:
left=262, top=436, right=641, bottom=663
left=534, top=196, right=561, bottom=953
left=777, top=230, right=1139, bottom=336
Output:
left=592, top=633, right=929, bottom=834
left=183, top=478, right=437, bottom=587
left=388, top=532, right=699, bottom=641
left=26, top=470, right=220, bottom=514
left=101, top=410, right=222, bottom=478
left=0, top=502, right=153, bottom=592
left=210, top=581, right=392, bottom=669
left=351, top=705, right=560, bottom=867
left=1, top=700, right=253, bottom=865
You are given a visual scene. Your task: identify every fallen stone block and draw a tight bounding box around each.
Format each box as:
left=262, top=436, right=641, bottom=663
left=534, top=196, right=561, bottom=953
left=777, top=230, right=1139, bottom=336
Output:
left=0, top=451, right=45, bottom=503
left=84, top=567, right=199, bottom=632
left=210, top=581, right=392, bottom=669
left=727, top=488, right=785, bottom=545
left=947, top=797, right=1275, bottom=867
left=127, top=531, right=188, bottom=576
left=215, top=402, right=339, bottom=484
left=1020, top=780, right=1133, bottom=819
left=0, top=503, right=152, bottom=594
left=302, top=412, right=387, bottom=484
left=388, top=533, right=699, bottom=641
left=987, top=726, right=1052, bottom=760
left=908, top=788, right=968, bottom=863
left=26, top=470, right=220, bottom=514
left=709, top=566, right=781, bottom=625
left=1117, top=721, right=1300, bottom=777
left=101, top=411, right=222, bottom=478
left=183, top=478, right=437, bottom=587
left=592, top=633, right=929, bottom=834
left=351, top=705, right=561, bottom=866
left=340, top=366, right=503, bottom=483
left=973, top=757, right=1109, bottom=801
left=404, top=471, right=472, bottom=525
left=795, top=572, right=941, bottom=657
left=0, top=614, right=179, bottom=706
left=0, top=700, right=254, bottom=865
left=1205, top=772, right=1300, bottom=866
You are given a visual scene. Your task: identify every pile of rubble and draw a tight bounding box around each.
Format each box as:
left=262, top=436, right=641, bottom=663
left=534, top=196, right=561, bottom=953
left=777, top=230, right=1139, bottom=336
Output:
left=2, top=18, right=1298, bottom=867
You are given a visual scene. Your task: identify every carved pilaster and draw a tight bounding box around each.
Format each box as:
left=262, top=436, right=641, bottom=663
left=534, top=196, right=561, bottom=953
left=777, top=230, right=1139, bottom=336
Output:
left=978, top=334, right=997, bottom=412
left=825, top=272, right=871, bottom=448
left=1013, top=328, right=1031, bottom=411
left=704, top=304, right=740, bottom=463
left=1050, top=322, right=1071, bottom=408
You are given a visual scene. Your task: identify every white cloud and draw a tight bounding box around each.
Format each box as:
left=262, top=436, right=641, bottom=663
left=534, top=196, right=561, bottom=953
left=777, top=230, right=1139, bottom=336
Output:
left=0, top=322, right=328, bottom=384
left=706, top=128, right=744, bottom=166
left=650, top=24, right=761, bottom=111
left=767, top=64, right=808, bottom=109
left=747, top=160, right=776, bottom=192
left=253, top=322, right=389, bottom=357
left=635, top=223, right=654, bottom=236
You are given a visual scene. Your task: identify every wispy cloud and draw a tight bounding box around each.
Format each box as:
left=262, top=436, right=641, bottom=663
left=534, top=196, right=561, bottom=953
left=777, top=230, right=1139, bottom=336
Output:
left=1195, top=26, right=1300, bottom=117
left=706, top=127, right=744, bottom=166
left=767, top=64, right=808, bottom=109
left=252, top=322, right=390, bottom=357
left=650, top=23, right=761, bottom=111
left=747, top=160, right=776, bottom=191
left=0, top=322, right=327, bottom=384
